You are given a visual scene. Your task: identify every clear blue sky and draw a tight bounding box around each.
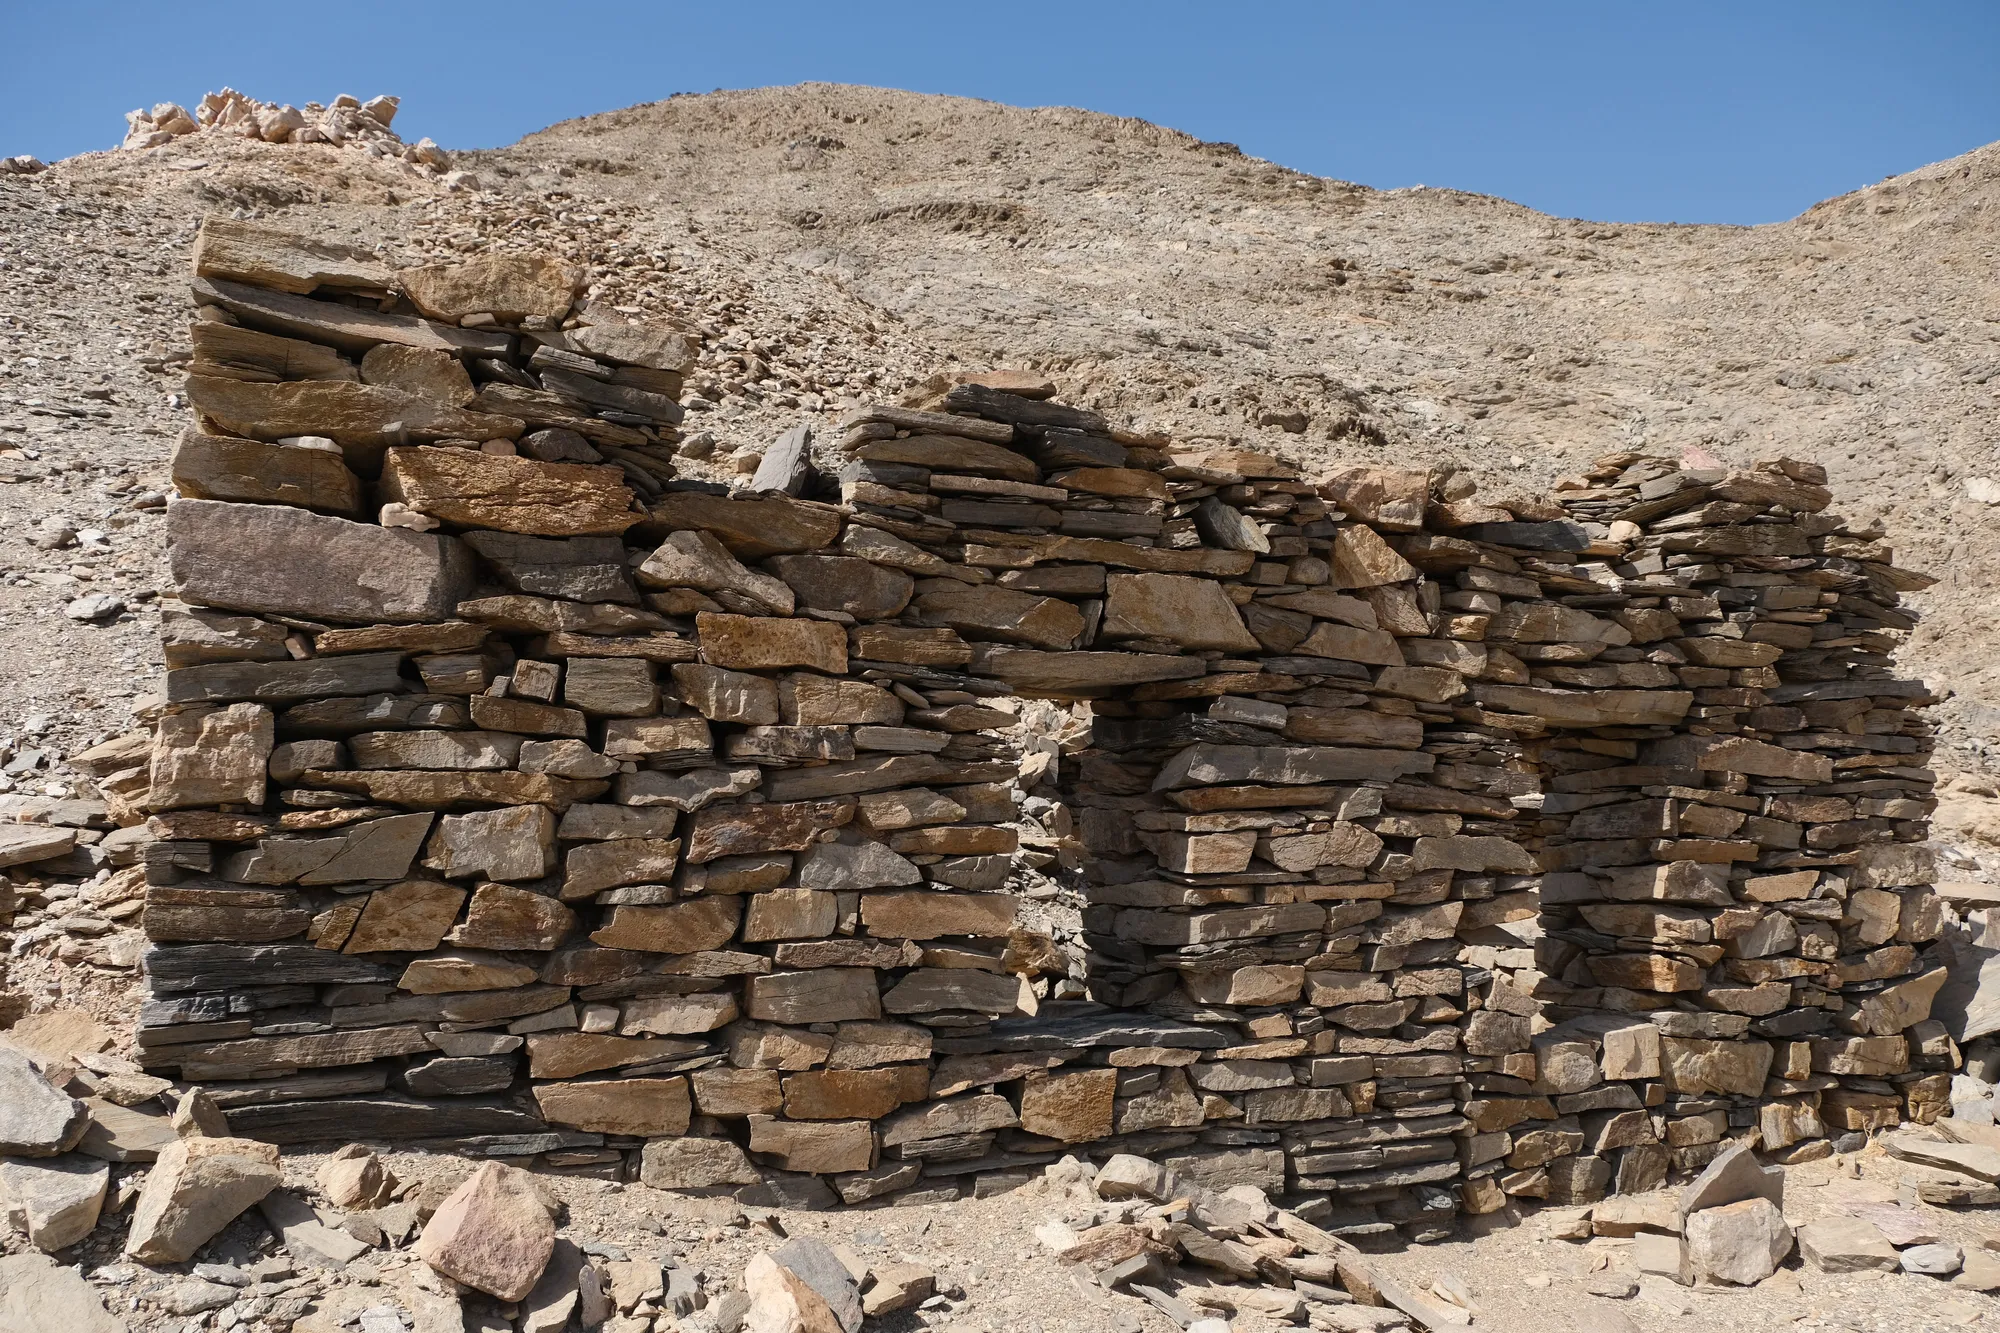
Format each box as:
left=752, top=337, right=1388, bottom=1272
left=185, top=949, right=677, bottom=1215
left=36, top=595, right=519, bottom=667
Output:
left=6, top=1, right=1996, bottom=225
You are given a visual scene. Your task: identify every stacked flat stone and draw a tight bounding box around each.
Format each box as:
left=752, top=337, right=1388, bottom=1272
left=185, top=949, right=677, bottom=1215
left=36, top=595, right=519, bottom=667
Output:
left=132, top=217, right=1948, bottom=1231
left=1450, top=451, right=1947, bottom=1213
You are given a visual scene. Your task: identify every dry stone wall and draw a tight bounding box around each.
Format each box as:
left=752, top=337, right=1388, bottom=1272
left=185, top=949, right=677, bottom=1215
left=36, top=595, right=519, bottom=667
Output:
left=129, top=216, right=1947, bottom=1237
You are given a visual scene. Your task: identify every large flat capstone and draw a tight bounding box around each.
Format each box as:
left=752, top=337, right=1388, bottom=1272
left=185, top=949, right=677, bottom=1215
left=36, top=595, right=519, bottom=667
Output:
left=167, top=500, right=475, bottom=624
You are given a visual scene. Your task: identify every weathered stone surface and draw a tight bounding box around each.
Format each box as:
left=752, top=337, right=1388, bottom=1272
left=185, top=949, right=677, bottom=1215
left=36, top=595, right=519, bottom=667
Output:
left=533, top=1078, right=691, bottom=1137
left=882, top=969, right=1027, bottom=1016
left=687, top=799, right=856, bottom=862
left=638, top=531, right=794, bottom=613
left=168, top=655, right=412, bottom=709
left=349, top=729, right=523, bottom=771
left=463, top=532, right=637, bottom=604
left=1685, top=1197, right=1791, bottom=1285
left=1330, top=525, right=1418, bottom=587
left=148, top=702, right=272, bottom=811
left=623, top=993, right=740, bottom=1035
left=0, top=1051, right=88, bottom=1157
left=640, top=1136, right=762, bottom=1190
left=745, top=1238, right=864, bottom=1333
left=402, top=253, right=583, bottom=322
left=744, top=889, right=840, bottom=942
left=771, top=554, right=914, bottom=620
left=399, top=950, right=538, bottom=993
left=1101, top=573, right=1259, bottom=652
left=1476, top=684, right=1694, bottom=727
left=301, top=769, right=605, bottom=810
left=0, top=825, right=76, bottom=868
left=195, top=274, right=513, bottom=363
left=187, top=376, right=522, bottom=468
left=1019, top=1070, right=1117, bottom=1144
left=169, top=500, right=474, bottom=624
left=318, top=1144, right=398, bottom=1211
left=415, top=1162, right=557, bottom=1301
left=1155, top=744, right=1434, bottom=789
left=1660, top=1038, right=1773, bottom=1096
left=696, top=613, right=848, bottom=673
left=525, top=1033, right=701, bottom=1079
left=782, top=1069, right=909, bottom=1121
left=1880, top=1135, right=2000, bottom=1182
left=648, top=492, right=843, bottom=560
left=258, top=1187, right=372, bottom=1268
left=343, top=880, right=468, bottom=953
left=424, top=805, right=556, bottom=881
left=0, top=1253, right=130, bottom=1333
left=1679, top=1141, right=1784, bottom=1216
left=859, top=891, right=1015, bottom=939
left=969, top=646, right=1206, bottom=693
left=356, top=343, right=475, bottom=406
left=190, top=316, right=359, bottom=385
left=670, top=663, right=780, bottom=725
left=171, top=430, right=364, bottom=514
left=175, top=1027, right=436, bottom=1081
left=380, top=447, right=638, bottom=536
left=451, top=884, right=576, bottom=951
left=0, top=1155, right=108, bottom=1251
left=1798, top=1216, right=1900, bottom=1273
left=913, top=586, right=1084, bottom=650
left=194, top=217, right=397, bottom=294
left=569, top=315, right=697, bottom=373
left=590, top=898, right=742, bottom=953
left=798, top=842, right=924, bottom=894
left=125, top=1135, right=282, bottom=1263
left=617, top=767, right=761, bottom=812
left=1320, top=467, right=1429, bottom=530
left=746, top=970, right=882, bottom=1024
left=747, top=1118, right=876, bottom=1175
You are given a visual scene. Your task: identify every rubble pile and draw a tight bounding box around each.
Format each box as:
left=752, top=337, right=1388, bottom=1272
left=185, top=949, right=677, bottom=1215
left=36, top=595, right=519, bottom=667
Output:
left=41, top=215, right=1946, bottom=1237
left=117, top=90, right=452, bottom=174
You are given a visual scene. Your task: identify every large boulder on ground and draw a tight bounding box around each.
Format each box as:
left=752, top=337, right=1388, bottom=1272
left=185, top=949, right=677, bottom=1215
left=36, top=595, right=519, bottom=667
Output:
left=0, top=1155, right=110, bottom=1250
left=0, top=1252, right=130, bottom=1333
left=0, top=1050, right=88, bottom=1157
left=414, top=1161, right=555, bottom=1301
left=125, top=1136, right=282, bottom=1264
left=744, top=1237, right=862, bottom=1333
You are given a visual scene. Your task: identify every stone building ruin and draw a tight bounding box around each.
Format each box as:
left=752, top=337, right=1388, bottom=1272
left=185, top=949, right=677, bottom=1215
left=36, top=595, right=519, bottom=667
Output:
left=126, top=215, right=1948, bottom=1242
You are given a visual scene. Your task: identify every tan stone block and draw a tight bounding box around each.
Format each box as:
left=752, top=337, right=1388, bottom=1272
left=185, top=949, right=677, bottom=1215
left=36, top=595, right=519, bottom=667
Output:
left=782, top=1069, right=907, bottom=1121
left=696, top=612, right=847, bottom=672
left=860, top=891, right=1017, bottom=940
left=532, top=1078, right=690, bottom=1137
left=342, top=880, right=468, bottom=954
left=690, top=1068, right=784, bottom=1116
left=525, top=1033, right=702, bottom=1080
left=590, top=898, right=740, bottom=954
left=1101, top=572, right=1258, bottom=652
left=400, top=252, right=583, bottom=322
left=1019, top=1069, right=1117, bottom=1144
left=380, top=446, right=638, bottom=536
left=621, top=993, right=739, bottom=1036
left=148, top=702, right=272, bottom=810
left=686, top=798, right=856, bottom=863
left=360, top=344, right=474, bottom=405
left=743, top=889, right=840, bottom=942
left=745, top=1116, right=875, bottom=1174
left=438, top=883, right=573, bottom=951
left=745, top=969, right=880, bottom=1024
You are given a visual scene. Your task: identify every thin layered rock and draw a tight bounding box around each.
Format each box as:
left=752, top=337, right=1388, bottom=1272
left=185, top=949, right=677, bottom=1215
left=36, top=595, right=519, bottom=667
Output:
left=128, top=219, right=1945, bottom=1236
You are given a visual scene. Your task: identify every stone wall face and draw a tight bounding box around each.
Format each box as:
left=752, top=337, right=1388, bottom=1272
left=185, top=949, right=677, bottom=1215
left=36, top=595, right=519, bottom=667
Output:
left=133, top=218, right=1945, bottom=1235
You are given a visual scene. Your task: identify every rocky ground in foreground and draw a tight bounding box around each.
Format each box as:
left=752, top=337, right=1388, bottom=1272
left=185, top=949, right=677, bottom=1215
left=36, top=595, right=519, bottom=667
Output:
left=8, top=1004, right=2000, bottom=1333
